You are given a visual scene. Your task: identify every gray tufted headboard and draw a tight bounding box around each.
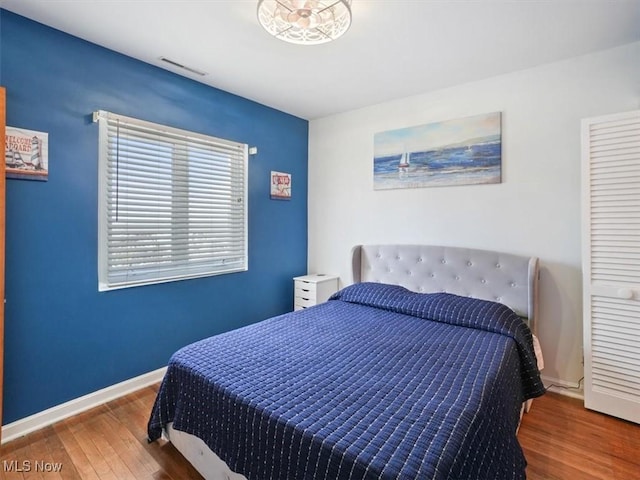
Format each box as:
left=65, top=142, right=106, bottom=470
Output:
left=351, top=245, right=539, bottom=331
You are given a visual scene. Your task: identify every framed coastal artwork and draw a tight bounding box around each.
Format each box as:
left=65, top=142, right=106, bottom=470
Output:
left=5, top=126, right=49, bottom=181
left=373, top=112, right=501, bottom=190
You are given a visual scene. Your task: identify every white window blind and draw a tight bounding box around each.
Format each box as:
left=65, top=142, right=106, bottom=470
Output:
left=95, top=110, right=247, bottom=291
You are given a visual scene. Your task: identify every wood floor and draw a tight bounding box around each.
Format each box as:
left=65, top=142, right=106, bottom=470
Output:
left=0, top=386, right=637, bottom=479
left=518, top=392, right=640, bottom=480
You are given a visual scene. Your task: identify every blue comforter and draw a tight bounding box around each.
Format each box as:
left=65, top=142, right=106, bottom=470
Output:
left=148, top=283, right=545, bottom=479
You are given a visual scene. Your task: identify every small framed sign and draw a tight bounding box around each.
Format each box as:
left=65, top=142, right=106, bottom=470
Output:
left=270, top=171, right=291, bottom=200
left=5, top=126, right=49, bottom=181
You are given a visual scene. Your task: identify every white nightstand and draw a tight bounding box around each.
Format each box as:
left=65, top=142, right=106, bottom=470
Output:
left=293, top=274, right=339, bottom=311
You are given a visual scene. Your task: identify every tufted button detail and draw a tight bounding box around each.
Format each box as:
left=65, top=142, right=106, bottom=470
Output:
left=455, top=275, right=460, bottom=281
left=407, top=270, right=413, bottom=276
left=510, top=282, right=516, bottom=287
left=430, top=273, right=435, bottom=278
left=496, top=263, right=501, bottom=268
left=441, top=259, right=446, bottom=264
left=467, top=261, right=473, bottom=266
left=418, top=257, right=423, bottom=262
left=496, top=296, right=502, bottom=301
left=481, top=279, right=486, bottom=284
left=396, top=255, right=401, bottom=260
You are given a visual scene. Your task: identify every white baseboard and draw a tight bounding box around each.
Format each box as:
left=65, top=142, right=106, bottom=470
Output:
left=2, top=366, right=167, bottom=444
left=541, top=374, right=584, bottom=400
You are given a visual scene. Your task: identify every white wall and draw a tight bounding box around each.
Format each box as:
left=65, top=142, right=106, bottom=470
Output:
left=308, top=42, right=640, bottom=388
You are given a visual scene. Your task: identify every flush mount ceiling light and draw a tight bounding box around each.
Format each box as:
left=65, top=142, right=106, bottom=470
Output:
left=257, top=0, right=352, bottom=45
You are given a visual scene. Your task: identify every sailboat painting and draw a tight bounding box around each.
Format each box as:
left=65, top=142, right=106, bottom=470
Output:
left=373, top=112, right=501, bottom=190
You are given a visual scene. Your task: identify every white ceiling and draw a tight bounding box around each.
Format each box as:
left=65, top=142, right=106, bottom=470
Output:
left=2, top=0, right=639, bottom=120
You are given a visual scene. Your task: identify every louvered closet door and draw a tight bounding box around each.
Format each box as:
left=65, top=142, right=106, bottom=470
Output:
left=582, top=109, right=640, bottom=424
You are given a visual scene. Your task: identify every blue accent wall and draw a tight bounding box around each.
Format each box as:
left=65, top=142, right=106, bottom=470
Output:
left=0, top=10, right=308, bottom=424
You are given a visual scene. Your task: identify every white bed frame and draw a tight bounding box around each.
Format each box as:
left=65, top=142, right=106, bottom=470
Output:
left=164, top=244, right=541, bottom=480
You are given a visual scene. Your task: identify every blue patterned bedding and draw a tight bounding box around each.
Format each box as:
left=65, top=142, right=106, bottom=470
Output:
left=148, top=283, right=545, bottom=480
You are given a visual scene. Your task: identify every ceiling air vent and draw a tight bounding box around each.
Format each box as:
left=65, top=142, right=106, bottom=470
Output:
left=159, top=57, right=207, bottom=76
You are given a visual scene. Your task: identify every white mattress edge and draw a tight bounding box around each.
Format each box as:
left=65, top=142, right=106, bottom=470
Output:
left=165, top=423, right=247, bottom=480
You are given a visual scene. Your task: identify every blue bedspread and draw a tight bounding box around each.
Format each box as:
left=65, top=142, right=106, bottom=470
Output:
left=148, top=283, right=545, bottom=480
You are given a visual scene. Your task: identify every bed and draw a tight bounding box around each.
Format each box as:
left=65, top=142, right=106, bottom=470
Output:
left=148, top=244, right=545, bottom=480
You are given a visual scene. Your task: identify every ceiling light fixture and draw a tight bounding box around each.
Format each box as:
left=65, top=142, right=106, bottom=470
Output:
left=257, top=0, right=352, bottom=45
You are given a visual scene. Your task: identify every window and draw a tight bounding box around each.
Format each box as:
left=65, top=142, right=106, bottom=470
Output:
left=95, top=110, right=247, bottom=291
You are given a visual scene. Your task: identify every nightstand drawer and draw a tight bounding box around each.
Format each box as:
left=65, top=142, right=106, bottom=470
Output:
left=295, top=283, right=317, bottom=300
left=294, top=296, right=316, bottom=310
